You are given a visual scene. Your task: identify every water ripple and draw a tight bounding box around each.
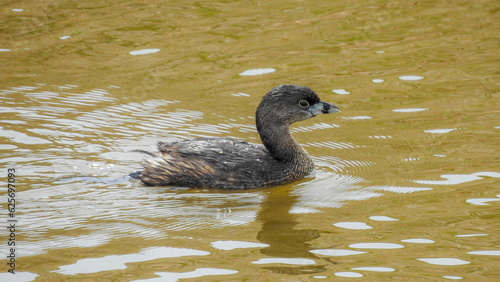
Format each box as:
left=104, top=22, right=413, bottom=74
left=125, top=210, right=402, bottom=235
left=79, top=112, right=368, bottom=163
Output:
left=53, top=246, right=210, bottom=275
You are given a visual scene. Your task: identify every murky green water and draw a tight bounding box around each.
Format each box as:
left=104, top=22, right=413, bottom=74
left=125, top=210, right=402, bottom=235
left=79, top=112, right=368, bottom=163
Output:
left=1, top=0, right=499, bottom=281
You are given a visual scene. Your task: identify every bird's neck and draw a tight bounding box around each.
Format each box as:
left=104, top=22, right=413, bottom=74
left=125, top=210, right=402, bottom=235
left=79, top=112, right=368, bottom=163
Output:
left=258, top=122, right=313, bottom=167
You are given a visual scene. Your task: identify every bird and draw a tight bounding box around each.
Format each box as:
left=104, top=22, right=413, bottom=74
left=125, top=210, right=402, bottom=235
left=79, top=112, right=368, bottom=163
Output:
left=133, top=85, right=340, bottom=189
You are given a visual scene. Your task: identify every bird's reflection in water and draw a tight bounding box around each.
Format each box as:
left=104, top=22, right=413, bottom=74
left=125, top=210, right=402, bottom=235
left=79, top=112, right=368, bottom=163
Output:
left=256, top=186, right=329, bottom=275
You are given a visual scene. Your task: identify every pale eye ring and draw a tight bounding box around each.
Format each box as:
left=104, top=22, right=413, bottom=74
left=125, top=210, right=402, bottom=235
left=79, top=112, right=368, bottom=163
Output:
left=298, top=100, right=309, bottom=108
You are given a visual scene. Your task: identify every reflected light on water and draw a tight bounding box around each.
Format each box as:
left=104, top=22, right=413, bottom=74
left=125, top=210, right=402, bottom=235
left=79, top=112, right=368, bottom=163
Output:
left=342, top=116, right=372, bottom=120
left=210, top=240, right=269, bottom=250
left=334, top=271, right=363, bottom=278
left=442, top=276, right=464, bottom=280
left=310, top=249, right=367, bottom=256
left=351, top=267, right=396, bottom=272
left=21, top=234, right=112, bottom=257
left=131, top=268, right=238, bottom=282
left=0, top=129, right=52, bottom=144
left=417, top=258, right=471, bottom=266
left=128, top=49, right=161, bottom=55
left=251, top=258, right=316, bottom=265
left=369, top=216, right=399, bottom=221
left=367, top=186, right=433, bottom=194
left=400, top=238, right=435, bottom=244
left=398, top=75, right=424, bottom=81
left=414, top=172, right=500, bottom=185
left=466, top=197, right=500, bottom=206
left=53, top=247, right=210, bottom=275
left=467, top=250, right=500, bottom=256
left=231, top=92, right=251, bottom=97
left=333, top=221, right=373, bottom=230
left=369, top=135, right=392, bottom=139
left=392, top=108, right=428, bottom=112
left=455, top=234, right=488, bottom=237
left=291, top=172, right=382, bottom=210
left=349, top=243, right=405, bottom=249
left=424, top=128, right=457, bottom=134
left=289, top=207, right=321, bottom=214
left=0, top=272, right=38, bottom=282
left=332, top=89, right=350, bottom=95
left=238, top=68, right=276, bottom=76
left=292, top=122, right=339, bottom=133
left=2, top=1, right=499, bottom=279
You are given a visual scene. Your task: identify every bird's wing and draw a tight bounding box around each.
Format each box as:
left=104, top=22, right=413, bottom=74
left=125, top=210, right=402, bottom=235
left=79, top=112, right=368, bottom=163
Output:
left=157, top=137, right=269, bottom=163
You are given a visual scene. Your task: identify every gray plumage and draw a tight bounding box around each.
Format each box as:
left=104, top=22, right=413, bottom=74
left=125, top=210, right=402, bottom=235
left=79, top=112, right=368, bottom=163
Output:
left=135, top=85, right=340, bottom=189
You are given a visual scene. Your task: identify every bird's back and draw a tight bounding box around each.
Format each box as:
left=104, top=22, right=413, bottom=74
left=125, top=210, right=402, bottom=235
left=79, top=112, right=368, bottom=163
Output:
left=138, top=137, right=306, bottom=189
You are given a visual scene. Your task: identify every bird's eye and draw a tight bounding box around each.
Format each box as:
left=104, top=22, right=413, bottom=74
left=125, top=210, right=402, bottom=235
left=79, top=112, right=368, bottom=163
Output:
left=298, top=100, right=309, bottom=108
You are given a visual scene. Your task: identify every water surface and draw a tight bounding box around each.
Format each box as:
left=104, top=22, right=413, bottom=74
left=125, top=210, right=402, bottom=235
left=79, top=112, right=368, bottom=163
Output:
left=1, top=0, right=499, bottom=281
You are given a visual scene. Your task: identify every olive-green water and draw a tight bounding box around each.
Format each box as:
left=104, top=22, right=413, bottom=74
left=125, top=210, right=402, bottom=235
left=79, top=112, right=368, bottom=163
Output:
left=1, top=0, right=499, bottom=281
